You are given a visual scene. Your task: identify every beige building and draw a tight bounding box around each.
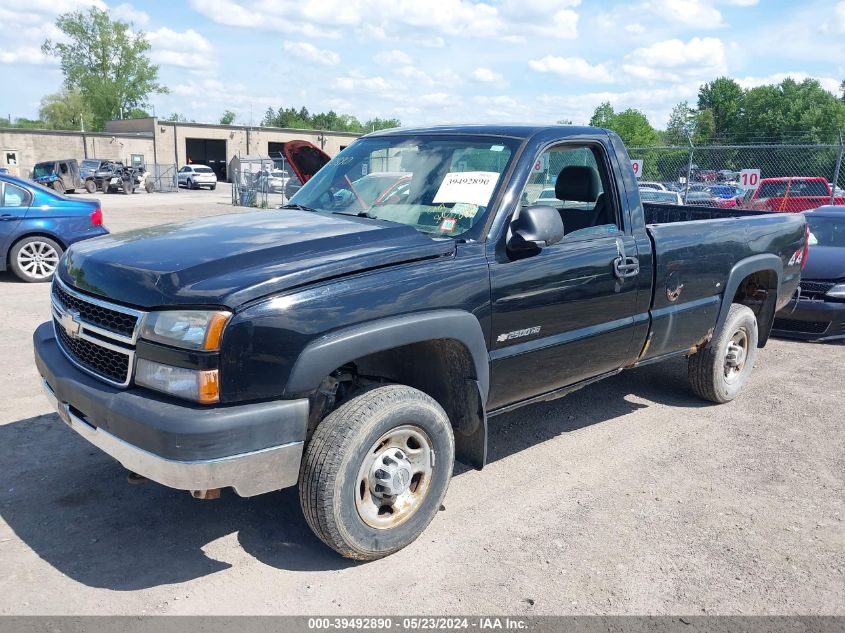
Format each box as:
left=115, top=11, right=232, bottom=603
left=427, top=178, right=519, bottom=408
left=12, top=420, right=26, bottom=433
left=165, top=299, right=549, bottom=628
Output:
left=0, top=118, right=360, bottom=181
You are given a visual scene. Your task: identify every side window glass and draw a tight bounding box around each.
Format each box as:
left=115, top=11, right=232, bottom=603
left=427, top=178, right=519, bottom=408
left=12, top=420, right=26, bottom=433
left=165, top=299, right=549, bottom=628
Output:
left=60, top=163, right=69, bottom=174
left=521, top=145, right=619, bottom=238
left=2, top=183, right=28, bottom=207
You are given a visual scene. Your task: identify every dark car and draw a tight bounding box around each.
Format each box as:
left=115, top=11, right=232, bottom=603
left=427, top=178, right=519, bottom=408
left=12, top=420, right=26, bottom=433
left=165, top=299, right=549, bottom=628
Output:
left=772, top=206, right=845, bottom=341
left=32, top=159, right=84, bottom=194
left=0, top=173, right=108, bottom=282
left=34, top=124, right=805, bottom=560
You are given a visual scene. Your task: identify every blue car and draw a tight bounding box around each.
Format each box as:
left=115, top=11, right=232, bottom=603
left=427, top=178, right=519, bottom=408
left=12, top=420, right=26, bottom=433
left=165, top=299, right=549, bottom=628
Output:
left=1, top=173, right=108, bottom=282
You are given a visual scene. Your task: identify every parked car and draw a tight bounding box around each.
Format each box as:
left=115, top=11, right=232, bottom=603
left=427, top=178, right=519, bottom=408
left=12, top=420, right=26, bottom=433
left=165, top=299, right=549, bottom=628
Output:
left=32, top=159, right=84, bottom=194
left=639, top=189, right=683, bottom=205
left=0, top=173, right=107, bottom=282
left=705, top=184, right=743, bottom=199
left=535, top=186, right=562, bottom=205
left=684, top=191, right=717, bottom=206
left=178, top=165, right=218, bottom=190
left=102, top=165, right=143, bottom=195
left=34, top=124, right=805, bottom=560
left=748, top=177, right=845, bottom=213
left=267, top=169, right=290, bottom=193
left=638, top=181, right=667, bottom=191
left=772, top=206, right=845, bottom=341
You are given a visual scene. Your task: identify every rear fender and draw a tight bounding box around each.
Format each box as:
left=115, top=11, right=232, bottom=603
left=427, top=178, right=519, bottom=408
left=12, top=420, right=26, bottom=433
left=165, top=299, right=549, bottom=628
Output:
left=717, top=254, right=783, bottom=347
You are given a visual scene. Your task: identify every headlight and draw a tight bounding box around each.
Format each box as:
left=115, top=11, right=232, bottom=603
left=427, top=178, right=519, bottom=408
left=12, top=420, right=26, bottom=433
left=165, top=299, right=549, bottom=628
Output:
left=827, top=283, right=845, bottom=299
left=140, top=310, right=231, bottom=351
left=135, top=358, right=219, bottom=404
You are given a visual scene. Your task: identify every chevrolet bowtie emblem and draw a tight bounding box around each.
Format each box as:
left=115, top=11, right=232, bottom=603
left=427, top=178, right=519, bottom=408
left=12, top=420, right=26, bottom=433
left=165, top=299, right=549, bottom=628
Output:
left=59, top=309, right=82, bottom=338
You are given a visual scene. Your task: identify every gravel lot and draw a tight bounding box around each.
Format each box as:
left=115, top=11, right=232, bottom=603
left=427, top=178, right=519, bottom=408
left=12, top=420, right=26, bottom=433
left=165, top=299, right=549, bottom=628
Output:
left=0, top=186, right=843, bottom=615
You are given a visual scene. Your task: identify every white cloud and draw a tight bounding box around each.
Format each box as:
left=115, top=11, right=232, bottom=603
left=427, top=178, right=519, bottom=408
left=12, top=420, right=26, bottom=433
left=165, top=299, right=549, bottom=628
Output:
left=283, top=41, right=340, bottom=66
left=736, top=72, right=842, bottom=95
left=0, top=46, right=52, bottom=65
left=472, top=67, right=504, bottom=83
left=147, top=27, right=214, bottom=69
left=528, top=55, right=614, bottom=83
left=111, top=3, right=149, bottom=26
left=373, top=49, right=412, bottom=65
left=187, top=0, right=580, bottom=41
left=644, top=0, right=723, bottom=26
left=622, top=37, right=727, bottom=82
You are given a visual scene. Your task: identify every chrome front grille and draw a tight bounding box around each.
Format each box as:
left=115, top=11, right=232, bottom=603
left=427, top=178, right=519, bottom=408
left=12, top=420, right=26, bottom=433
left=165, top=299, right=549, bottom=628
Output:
left=51, top=277, right=146, bottom=387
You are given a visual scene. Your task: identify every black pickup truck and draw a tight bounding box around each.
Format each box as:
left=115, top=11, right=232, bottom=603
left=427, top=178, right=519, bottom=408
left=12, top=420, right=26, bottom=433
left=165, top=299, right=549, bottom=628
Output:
left=34, top=125, right=808, bottom=560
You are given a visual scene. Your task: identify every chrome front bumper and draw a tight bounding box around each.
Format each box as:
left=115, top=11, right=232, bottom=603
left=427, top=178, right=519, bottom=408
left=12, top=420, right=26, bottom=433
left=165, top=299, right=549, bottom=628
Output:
left=41, top=379, right=304, bottom=497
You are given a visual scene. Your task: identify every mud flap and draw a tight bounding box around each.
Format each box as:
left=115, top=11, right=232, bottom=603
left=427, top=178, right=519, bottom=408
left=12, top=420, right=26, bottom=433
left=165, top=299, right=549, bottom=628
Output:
left=453, top=379, right=487, bottom=470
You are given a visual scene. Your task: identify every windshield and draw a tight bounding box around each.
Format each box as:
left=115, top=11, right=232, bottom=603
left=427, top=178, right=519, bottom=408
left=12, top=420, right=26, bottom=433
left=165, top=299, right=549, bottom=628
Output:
left=289, top=135, right=517, bottom=238
left=807, top=216, right=845, bottom=247
left=80, top=160, right=99, bottom=170
left=33, top=163, right=56, bottom=178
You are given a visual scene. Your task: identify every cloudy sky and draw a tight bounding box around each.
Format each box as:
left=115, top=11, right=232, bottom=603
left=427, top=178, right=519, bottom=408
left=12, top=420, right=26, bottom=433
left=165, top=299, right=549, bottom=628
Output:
left=1, top=0, right=844, bottom=130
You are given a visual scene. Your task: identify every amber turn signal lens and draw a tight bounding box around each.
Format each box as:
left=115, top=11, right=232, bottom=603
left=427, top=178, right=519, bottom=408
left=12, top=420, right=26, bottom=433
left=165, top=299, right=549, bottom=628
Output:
left=198, top=370, right=220, bottom=404
left=203, top=312, right=232, bottom=351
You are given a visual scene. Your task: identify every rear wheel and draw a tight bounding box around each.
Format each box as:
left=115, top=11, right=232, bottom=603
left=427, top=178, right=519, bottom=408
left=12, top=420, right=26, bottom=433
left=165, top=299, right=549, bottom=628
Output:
left=688, top=303, right=758, bottom=403
left=210, top=184, right=216, bottom=190
left=9, top=236, right=63, bottom=283
left=299, top=385, right=454, bottom=560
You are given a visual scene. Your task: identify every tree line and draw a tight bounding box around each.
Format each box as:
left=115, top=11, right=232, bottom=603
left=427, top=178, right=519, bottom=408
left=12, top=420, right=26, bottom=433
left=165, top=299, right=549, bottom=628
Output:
left=591, top=76, right=845, bottom=148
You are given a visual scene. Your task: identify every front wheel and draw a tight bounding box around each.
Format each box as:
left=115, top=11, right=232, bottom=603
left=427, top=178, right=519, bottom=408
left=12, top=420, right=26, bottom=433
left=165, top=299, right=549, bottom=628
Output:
left=187, top=179, right=194, bottom=190
left=84, top=180, right=97, bottom=193
left=688, top=303, right=759, bottom=403
left=299, top=385, right=454, bottom=560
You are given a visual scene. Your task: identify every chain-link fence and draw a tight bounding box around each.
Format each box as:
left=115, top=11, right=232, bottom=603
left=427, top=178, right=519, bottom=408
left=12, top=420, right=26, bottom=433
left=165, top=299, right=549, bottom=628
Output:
left=230, top=153, right=293, bottom=208
left=627, top=139, right=845, bottom=208
left=149, top=164, right=178, bottom=193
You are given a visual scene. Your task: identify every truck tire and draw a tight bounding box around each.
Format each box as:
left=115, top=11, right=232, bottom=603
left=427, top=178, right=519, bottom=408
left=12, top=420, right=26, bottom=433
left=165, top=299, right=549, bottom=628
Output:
left=51, top=180, right=64, bottom=194
left=84, top=180, right=97, bottom=193
left=688, top=303, right=758, bottom=404
left=299, top=384, right=454, bottom=560
left=145, top=180, right=155, bottom=193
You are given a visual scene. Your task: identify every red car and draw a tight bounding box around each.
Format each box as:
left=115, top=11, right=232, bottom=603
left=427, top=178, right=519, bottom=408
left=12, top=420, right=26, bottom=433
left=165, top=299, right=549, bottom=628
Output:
left=748, top=177, right=845, bottom=212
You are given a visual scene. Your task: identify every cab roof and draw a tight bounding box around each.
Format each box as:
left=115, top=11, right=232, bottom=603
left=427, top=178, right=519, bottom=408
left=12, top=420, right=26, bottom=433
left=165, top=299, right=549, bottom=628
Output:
left=366, top=124, right=608, bottom=141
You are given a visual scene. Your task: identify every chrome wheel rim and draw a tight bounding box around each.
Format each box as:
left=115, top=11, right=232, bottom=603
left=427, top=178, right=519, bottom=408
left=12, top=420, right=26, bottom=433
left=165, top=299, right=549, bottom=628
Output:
left=355, top=424, right=434, bottom=530
left=17, top=241, right=59, bottom=279
left=724, top=329, right=748, bottom=383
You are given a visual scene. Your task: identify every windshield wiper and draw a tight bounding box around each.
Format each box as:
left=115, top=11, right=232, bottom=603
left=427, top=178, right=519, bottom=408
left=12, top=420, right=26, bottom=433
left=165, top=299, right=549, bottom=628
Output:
left=332, top=210, right=377, bottom=219
left=281, top=203, right=320, bottom=213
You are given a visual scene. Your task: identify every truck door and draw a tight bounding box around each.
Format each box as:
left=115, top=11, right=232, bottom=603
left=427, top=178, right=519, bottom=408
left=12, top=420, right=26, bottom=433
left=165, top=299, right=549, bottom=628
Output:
left=487, top=142, right=644, bottom=410
left=0, top=181, right=29, bottom=260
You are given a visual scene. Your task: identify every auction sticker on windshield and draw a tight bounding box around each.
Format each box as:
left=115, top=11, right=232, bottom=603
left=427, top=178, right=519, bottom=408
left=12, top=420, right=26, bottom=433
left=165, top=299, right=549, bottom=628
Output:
left=433, top=171, right=500, bottom=207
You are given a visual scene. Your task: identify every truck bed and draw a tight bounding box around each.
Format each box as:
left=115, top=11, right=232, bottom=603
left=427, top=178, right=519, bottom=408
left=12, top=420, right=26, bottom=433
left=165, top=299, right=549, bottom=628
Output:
left=643, top=202, right=767, bottom=224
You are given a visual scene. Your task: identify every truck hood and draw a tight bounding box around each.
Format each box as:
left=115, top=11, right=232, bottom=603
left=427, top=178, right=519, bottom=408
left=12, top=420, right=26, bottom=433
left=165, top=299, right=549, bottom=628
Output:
left=802, top=245, right=845, bottom=282
left=58, top=210, right=455, bottom=308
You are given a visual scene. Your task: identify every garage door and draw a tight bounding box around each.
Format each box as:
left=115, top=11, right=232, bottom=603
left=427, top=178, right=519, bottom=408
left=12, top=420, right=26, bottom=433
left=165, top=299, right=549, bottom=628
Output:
left=186, top=138, right=227, bottom=181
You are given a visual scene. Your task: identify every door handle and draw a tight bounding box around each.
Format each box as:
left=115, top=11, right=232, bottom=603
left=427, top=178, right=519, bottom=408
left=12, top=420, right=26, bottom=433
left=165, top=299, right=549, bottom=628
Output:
left=613, top=256, right=640, bottom=279
left=0, top=213, right=18, bottom=221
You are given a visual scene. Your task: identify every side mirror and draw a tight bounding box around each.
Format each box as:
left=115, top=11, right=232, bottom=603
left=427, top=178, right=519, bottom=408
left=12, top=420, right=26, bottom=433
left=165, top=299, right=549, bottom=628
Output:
left=507, top=205, right=564, bottom=251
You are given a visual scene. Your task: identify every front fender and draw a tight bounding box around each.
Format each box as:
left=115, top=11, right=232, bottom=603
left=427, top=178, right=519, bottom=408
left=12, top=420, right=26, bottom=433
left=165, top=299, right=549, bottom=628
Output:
left=284, top=309, right=490, bottom=401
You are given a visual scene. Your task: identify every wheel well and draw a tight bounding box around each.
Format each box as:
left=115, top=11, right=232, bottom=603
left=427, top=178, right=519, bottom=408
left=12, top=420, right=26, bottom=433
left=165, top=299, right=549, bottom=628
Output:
left=732, top=269, right=778, bottom=346
left=310, top=339, right=486, bottom=467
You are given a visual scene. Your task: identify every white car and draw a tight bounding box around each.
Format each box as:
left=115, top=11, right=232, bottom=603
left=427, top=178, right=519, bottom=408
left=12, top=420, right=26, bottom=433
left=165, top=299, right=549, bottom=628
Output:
left=178, top=165, right=218, bottom=190
left=638, top=181, right=667, bottom=191
left=267, top=169, right=290, bottom=193
left=639, top=188, right=683, bottom=205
